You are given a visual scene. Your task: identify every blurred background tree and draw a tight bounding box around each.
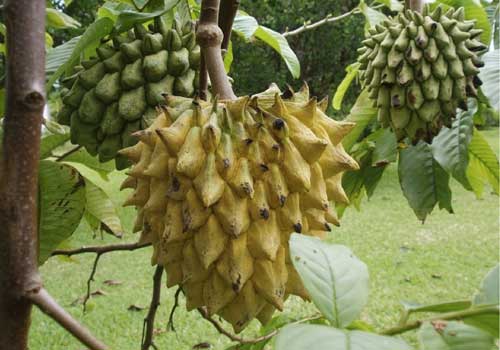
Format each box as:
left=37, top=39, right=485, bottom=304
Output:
left=233, top=0, right=364, bottom=115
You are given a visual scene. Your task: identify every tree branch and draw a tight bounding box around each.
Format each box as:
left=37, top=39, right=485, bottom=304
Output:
left=56, top=145, right=82, bottom=162
left=51, top=242, right=151, bottom=257
left=197, top=307, right=322, bottom=345
left=26, top=288, right=107, bottom=350
left=218, top=0, right=240, bottom=52
left=197, top=0, right=236, bottom=100
left=198, top=53, right=209, bottom=101
left=283, top=8, right=360, bottom=37
left=382, top=305, right=500, bottom=336
left=141, top=266, right=164, bottom=350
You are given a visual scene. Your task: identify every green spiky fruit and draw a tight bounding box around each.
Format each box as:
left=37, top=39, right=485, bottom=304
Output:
left=357, top=5, right=486, bottom=141
left=57, top=18, right=200, bottom=169
left=119, top=84, right=359, bottom=332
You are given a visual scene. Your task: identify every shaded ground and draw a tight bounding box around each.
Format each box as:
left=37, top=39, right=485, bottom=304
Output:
left=29, top=129, right=499, bottom=350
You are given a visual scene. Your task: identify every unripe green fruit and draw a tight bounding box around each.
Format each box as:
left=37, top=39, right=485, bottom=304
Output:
left=57, top=17, right=200, bottom=169
left=357, top=4, right=485, bottom=141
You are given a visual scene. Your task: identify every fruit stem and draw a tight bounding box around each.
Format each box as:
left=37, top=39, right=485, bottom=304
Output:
left=406, top=0, right=425, bottom=12
left=197, top=0, right=237, bottom=100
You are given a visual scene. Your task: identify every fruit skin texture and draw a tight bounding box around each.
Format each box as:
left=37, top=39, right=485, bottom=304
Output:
left=357, top=5, right=486, bottom=142
left=120, top=84, right=358, bottom=333
left=57, top=18, right=200, bottom=169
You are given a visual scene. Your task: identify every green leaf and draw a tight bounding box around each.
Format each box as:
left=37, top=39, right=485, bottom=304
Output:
left=38, top=160, right=86, bottom=264
left=233, top=12, right=259, bottom=40
left=84, top=181, right=123, bottom=237
left=431, top=105, right=474, bottom=190
left=435, top=0, right=492, bottom=45
left=466, top=128, right=499, bottom=197
left=46, top=8, right=81, bottom=29
left=276, top=324, right=411, bottom=350
left=289, top=234, right=369, bottom=327
left=398, top=142, right=453, bottom=221
left=61, top=148, right=115, bottom=174
left=224, top=40, right=234, bottom=73
left=418, top=321, right=495, bottom=350
left=112, top=0, right=180, bottom=33
left=46, top=18, right=114, bottom=90
left=359, top=1, right=387, bottom=29
left=332, top=63, right=360, bottom=111
left=254, top=26, right=300, bottom=79
left=46, top=36, right=80, bottom=77
left=374, top=0, right=404, bottom=11
left=343, top=90, right=378, bottom=152
left=40, top=133, right=70, bottom=159
left=371, top=128, right=398, bottom=166
left=62, top=161, right=112, bottom=192
left=479, top=49, right=500, bottom=111
left=473, top=264, right=499, bottom=306
left=400, top=300, right=472, bottom=314
left=133, top=0, right=150, bottom=10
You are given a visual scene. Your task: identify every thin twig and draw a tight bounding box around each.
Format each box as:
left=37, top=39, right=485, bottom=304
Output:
left=51, top=242, right=151, bottom=257
left=26, top=288, right=108, bottom=350
left=51, top=242, right=151, bottom=312
left=381, top=305, right=500, bottom=336
left=197, top=307, right=322, bottom=345
left=167, top=287, right=183, bottom=332
left=283, top=8, right=360, bottom=37
left=141, top=266, right=164, bottom=350
left=56, top=145, right=82, bottom=161
left=83, top=254, right=101, bottom=312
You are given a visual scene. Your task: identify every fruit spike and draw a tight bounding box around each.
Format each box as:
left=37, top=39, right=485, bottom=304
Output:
left=57, top=17, right=201, bottom=170
left=120, top=84, right=358, bottom=332
left=356, top=4, right=485, bottom=142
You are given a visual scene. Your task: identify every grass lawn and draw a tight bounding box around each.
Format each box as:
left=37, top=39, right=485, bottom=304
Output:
left=29, top=129, right=499, bottom=350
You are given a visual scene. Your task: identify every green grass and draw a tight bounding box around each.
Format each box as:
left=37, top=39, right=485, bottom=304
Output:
left=29, top=129, right=499, bottom=350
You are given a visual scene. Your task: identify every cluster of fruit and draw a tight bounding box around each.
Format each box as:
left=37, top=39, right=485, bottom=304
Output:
left=57, top=18, right=200, bottom=168
left=357, top=5, right=486, bottom=141
left=119, top=85, right=358, bottom=332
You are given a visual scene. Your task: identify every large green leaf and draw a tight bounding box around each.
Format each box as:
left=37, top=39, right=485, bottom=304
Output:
left=478, top=49, right=500, bottom=111
left=61, top=148, right=115, bottom=174
left=289, top=234, right=369, bottom=327
left=38, top=160, right=86, bottom=264
left=343, top=90, right=377, bottom=152
left=418, top=321, right=495, bottom=350
left=431, top=105, right=474, bottom=190
left=46, top=8, right=81, bottom=29
left=46, top=18, right=114, bottom=90
left=465, top=128, right=499, bottom=197
left=232, top=12, right=300, bottom=79
left=464, top=264, right=500, bottom=337
left=45, top=36, right=80, bottom=77
left=398, top=142, right=453, bottom=221
left=400, top=300, right=472, bottom=314
left=332, top=63, right=360, bottom=111
left=374, top=0, right=404, bottom=11
left=85, top=181, right=123, bottom=237
left=63, top=161, right=112, bottom=193
left=276, top=324, right=411, bottom=350
left=254, top=26, right=300, bottom=79
left=111, top=0, right=180, bottom=33
left=233, top=12, right=259, bottom=40
left=435, top=0, right=492, bottom=45
left=473, top=264, right=499, bottom=306
left=39, top=133, right=70, bottom=159
left=359, top=0, right=387, bottom=29
left=371, top=128, right=397, bottom=166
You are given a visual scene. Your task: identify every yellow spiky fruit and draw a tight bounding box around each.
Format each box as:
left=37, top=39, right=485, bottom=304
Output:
left=120, top=84, right=358, bottom=332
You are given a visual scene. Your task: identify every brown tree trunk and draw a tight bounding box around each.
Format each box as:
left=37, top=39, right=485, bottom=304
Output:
left=0, top=0, right=46, bottom=349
